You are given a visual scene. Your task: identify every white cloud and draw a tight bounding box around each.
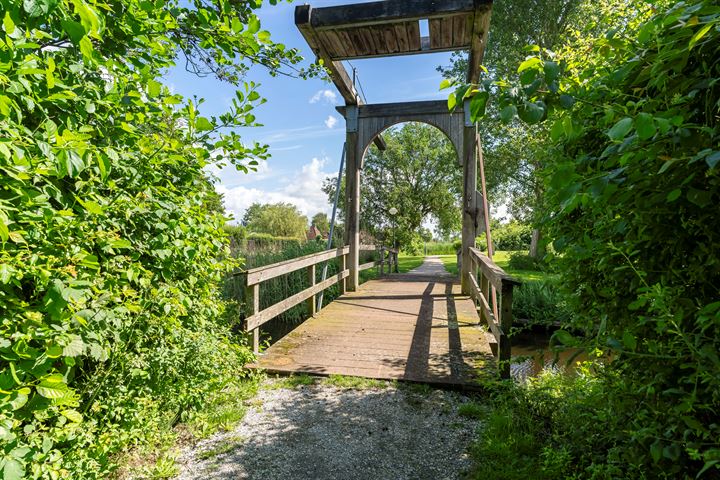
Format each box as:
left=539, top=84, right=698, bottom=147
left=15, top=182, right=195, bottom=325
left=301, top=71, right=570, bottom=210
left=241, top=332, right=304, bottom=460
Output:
left=218, top=157, right=336, bottom=222
left=309, top=89, right=338, bottom=105
left=324, top=115, right=339, bottom=129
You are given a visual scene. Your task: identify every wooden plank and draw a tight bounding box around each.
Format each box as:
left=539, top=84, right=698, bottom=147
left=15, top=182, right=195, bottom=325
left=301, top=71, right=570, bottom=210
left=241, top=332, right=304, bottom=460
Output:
left=461, top=121, right=477, bottom=295
left=406, top=21, right=421, bottom=51
left=321, top=29, right=348, bottom=58
left=254, top=270, right=496, bottom=387
left=336, top=29, right=358, bottom=58
left=467, top=6, right=492, bottom=83
left=244, top=281, right=260, bottom=354
left=295, top=5, right=359, bottom=105
left=337, top=100, right=461, bottom=119
left=499, top=281, right=514, bottom=378
left=246, top=246, right=348, bottom=285
left=369, top=26, right=389, bottom=56
left=393, top=23, right=409, bottom=52
left=359, top=261, right=377, bottom=272
left=307, top=0, right=483, bottom=30
left=469, top=247, right=520, bottom=291
left=467, top=271, right=500, bottom=341
left=383, top=24, right=400, bottom=53
left=246, top=270, right=349, bottom=330
left=307, top=264, right=317, bottom=317
left=453, top=13, right=469, bottom=47
left=429, top=18, right=442, bottom=49
left=440, top=17, right=455, bottom=49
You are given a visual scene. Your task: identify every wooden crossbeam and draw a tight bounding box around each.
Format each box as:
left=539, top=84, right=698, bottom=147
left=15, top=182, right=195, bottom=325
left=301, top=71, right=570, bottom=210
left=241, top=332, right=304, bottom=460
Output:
left=336, top=100, right=462, bottom=119
left=467, top=4, right=492, bottom=83
left=307, top=0, right=487, bottom=30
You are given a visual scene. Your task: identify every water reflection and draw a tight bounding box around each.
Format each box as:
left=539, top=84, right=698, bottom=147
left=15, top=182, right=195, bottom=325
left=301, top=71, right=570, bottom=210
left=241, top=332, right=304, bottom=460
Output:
left=510, top=330, right=587, bottom=382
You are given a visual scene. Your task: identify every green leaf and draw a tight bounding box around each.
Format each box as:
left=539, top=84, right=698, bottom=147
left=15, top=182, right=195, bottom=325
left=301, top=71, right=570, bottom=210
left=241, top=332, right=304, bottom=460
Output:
left=666, top=189, right=682, bottom=202
left=195, top=117, right=213, bottom=132
left=687, top=188, right=712, bottom=207
left=622, top=331, right=637, bottom=350
left=518, top=56, right=542, bottom=73
left=636, top=113, right=656, bottom=140
left=518, top=101, right=545, bottom=124
left=61, top=409, right=83, bottom=423
left=558, top=94, right=575, bottom=109
left=35, top=381, right=68, bottom=399
left=550, top=119, right=565, bottom=141
left=608, top=117, right=633, bottom=141
left=500, top=105, right=517, bottom=123
left=439, top=79, right=453, bottom=90
left=79, top=36, right=94, bottom=59
left=61, top=19, right=85, bottom=44
left=2, top=12, right=15, bottom=35
left=469, top=92, right=489, bottom=120
left=23, top=0, right=59, bottom=17
left=650, top=440, right=662, bottom=463
left=551, top=330, right=577, bottom=346
left=62, top=335, right=85, bottom=357
left=689, top=23, right=713, bottom=50
left=247, top=16, right=260, bottom=34
left=543, top=60, right=560, bottom=82
left=706, top=151, right=720, bottom=169
left=447, top=93, right=457, bottom=111
left=1, top=458, right=24, bottom=480
left=0, top=212, right=8, bottom=243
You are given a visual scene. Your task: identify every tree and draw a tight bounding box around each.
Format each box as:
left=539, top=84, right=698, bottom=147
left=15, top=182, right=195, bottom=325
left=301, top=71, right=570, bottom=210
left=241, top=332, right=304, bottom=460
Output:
left=243, top=203, right=309, bottom=239
left=311, top=213, right=330, bottom=235
left=439, top=0, right=588, bottom=258
left=323, top=123, right=462, bottom=249
left=0, top=1, right=317, bottom=477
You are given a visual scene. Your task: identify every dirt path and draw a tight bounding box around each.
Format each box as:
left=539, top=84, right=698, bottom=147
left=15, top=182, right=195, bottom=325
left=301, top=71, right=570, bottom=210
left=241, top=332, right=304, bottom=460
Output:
left=175, top=378, right=480, bottom=480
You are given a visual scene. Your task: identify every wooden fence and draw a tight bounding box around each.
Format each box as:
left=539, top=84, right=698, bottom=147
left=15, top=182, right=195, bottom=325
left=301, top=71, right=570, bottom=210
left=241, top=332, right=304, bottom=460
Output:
left=240, top=244, right=398, bottom=353
left=465, top=247, right=520, bottom=378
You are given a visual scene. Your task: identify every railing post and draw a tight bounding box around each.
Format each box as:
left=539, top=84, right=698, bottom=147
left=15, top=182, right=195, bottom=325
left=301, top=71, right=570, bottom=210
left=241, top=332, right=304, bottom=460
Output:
left=340, top=252, right=347, bottom=295
left=243, top=275, right=260, bottom=354
left=499, top=279, right=514, bottom=379
left=394, top=251, right=399, bottom=273
left=379, top=247, right=385, bottom=276
left=307, top=264, right=317, bottom=316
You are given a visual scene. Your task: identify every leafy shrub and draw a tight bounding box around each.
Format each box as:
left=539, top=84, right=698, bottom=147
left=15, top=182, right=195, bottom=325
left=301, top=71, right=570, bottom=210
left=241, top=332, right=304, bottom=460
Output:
left=0, top=1, right=303, bottom=478
left=423, top=242, right=458, bottom=255
left=512, top=281, right=572, bottom=327
left=507, top=253, right=544, bottom=272
left=492, top=221, right=533, bottom=251
left=463, top=0, right=720, bottom=476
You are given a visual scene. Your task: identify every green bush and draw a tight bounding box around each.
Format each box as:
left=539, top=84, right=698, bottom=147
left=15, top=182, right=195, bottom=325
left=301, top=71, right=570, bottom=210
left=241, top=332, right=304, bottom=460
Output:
left=0, top=1, right=300, bottom=478
left=512, top=281, right=572, bottom=327
left=493, top=221, right=533, bottom=251
left=507, top=253, right=544, bottom=272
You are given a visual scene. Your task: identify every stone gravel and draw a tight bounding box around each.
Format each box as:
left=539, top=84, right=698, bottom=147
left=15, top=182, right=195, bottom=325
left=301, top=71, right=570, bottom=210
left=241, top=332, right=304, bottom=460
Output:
left=175, top=379, right=481, bottom=480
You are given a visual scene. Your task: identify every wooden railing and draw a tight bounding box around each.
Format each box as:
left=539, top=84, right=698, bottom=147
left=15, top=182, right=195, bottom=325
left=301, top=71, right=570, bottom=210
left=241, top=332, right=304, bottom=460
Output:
left=466, top=247, right=520, bottom=378
left=359, top=244, right=398, bottom=276
left=240, top=244, right=398, bottom=353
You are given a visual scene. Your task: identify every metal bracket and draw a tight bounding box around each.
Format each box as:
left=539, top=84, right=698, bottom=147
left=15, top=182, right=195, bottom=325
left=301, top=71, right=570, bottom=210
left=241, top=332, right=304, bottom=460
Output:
left=463, top=99, right=473, bottom=127
left=346, top=105, right=358, bottom=133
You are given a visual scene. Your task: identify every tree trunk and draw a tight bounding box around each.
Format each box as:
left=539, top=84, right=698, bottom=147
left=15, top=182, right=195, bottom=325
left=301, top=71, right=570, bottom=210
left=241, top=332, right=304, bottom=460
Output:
left=529, top=228, right=542, bottom=258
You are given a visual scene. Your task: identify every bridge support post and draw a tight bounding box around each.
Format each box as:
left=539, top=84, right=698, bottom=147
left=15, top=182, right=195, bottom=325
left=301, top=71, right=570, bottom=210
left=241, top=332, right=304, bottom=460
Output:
left=345, top=106, right=361, bottom=291
left=461, top=102, right=478, bottom=295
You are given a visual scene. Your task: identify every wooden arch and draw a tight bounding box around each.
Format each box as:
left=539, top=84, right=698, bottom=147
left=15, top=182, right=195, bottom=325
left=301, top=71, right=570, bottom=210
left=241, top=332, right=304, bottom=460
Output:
left=337, top=101, right=466, bottom=166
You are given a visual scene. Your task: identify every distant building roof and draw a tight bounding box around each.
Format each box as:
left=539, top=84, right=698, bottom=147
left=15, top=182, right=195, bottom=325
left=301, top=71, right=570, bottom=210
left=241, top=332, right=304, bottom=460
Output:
left=307, top=225, right=324, bottom=240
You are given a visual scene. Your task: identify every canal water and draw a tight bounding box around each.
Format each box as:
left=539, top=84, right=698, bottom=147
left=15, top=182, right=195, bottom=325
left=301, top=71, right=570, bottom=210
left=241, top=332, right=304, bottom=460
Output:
left=510, top=330, right=587, bottom=381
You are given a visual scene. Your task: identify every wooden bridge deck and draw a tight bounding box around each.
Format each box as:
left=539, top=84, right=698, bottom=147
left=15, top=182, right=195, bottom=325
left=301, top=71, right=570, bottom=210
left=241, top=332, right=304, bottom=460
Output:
left=253, top=258, right=496, bottom=388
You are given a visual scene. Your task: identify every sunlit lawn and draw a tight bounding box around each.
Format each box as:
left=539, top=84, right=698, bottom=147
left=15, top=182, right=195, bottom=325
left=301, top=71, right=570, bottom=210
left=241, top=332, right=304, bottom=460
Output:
left=359, top=255, right=425, bottom=282
left=437, top=251, right=550, bottom=283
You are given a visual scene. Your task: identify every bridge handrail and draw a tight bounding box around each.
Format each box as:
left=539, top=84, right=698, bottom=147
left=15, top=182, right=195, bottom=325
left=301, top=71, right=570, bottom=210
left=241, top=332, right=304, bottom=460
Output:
left=240, top=244, right=397, bottom=353
left=467, top=247, right=520, bottom=378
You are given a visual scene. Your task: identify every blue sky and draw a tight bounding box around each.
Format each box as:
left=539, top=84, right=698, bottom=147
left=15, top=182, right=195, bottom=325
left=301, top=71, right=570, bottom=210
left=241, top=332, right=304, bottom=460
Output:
left=164, top=0, right=456, bottom=223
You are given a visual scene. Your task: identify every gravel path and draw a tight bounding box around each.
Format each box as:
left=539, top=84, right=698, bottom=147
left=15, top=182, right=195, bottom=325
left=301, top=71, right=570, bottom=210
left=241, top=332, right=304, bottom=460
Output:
left=175, top=379, right=481, bottom=480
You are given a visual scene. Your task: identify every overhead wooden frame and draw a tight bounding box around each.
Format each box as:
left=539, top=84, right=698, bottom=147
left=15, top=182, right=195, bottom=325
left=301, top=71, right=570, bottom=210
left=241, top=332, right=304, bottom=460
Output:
left=296, top=0, right=493, bottom=91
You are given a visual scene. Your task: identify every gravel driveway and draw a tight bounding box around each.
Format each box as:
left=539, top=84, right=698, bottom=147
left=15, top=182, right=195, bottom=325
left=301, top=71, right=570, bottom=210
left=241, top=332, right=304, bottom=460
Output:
left=175, top=379, right=481, bottom=480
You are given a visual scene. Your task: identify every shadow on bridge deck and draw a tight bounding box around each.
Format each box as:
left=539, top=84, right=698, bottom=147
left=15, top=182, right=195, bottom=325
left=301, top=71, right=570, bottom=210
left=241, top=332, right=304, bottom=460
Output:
left=251, top=258, right=496, bottom=389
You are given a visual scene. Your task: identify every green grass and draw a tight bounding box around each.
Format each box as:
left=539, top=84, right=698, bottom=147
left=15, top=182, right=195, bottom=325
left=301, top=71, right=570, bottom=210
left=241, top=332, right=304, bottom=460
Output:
left=457, top=402, right=484, bottom=420
left=196, top=435, right=247, bottom=460
left=437, top=251, right=550, bottom=283
left=322, top=374, right=395, bottom=389
left=359, top=255, right=425, bottom=282
left=262, top=374, right=316, bottom=389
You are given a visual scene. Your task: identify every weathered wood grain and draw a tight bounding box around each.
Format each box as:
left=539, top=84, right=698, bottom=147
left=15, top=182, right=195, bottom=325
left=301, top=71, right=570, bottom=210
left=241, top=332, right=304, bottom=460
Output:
left=252, top=272, right=495, bottom=387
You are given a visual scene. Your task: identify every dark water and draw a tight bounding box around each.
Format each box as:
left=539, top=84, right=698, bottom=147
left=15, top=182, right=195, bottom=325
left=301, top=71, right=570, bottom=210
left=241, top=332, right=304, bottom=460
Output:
left=510, top=330, right=587, bottom=381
